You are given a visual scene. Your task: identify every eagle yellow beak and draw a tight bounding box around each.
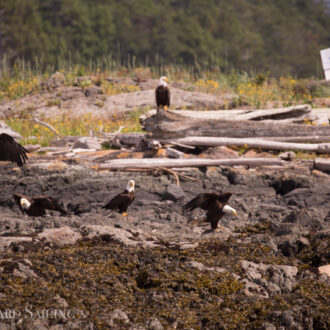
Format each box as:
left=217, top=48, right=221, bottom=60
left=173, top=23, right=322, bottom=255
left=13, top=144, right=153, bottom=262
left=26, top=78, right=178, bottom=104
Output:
left=233, top=210, right=237, bottom=216
left=165, top=78, right=169, bottom=82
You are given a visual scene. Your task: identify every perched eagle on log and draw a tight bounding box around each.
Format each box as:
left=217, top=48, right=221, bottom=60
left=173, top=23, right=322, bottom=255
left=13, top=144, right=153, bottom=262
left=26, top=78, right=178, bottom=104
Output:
left=103, top=180, right=135, bottom=216
left=155, top=76, right=170, bottom=111
left=13, top=193, right=67, bottom=217
left=183, top=192, right=236, bottom=231
left=0, top=133, right=28, bottom=166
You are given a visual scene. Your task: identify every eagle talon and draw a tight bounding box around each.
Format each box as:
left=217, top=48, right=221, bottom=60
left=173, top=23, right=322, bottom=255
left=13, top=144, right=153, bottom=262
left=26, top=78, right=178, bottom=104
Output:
left=215, top=225, right=224, bottom=232
left=164, top=106, right=168, bottom=111
left=122, top=212, right=128, bottom=217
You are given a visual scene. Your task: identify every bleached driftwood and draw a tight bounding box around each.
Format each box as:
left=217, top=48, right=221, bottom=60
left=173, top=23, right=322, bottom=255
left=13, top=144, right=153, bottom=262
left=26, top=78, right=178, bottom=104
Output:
left=31, top=118, right=59, bottom=135
left=99, top=158, right=284, bottom=170
left=231, top=104, right=311, bottom=121
left=314, top=159, right=330, bottom=172
left=252, top=136, right=330, bottom=143
left=162, top=137, right=330, bottom=153
left=142, top=110, right=330, bottom=139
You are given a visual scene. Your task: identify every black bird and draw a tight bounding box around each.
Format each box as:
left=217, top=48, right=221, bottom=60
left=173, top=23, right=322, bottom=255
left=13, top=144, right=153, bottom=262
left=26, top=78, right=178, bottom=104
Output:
left=103, top=180, right=135, bottom=216
left=155, top=76, right=170, bottom=111
left=183, top=192, right=236, bottom=231
left=13, top=193, right=67, bottom=217
left=0, top=133, right=28, bottom=166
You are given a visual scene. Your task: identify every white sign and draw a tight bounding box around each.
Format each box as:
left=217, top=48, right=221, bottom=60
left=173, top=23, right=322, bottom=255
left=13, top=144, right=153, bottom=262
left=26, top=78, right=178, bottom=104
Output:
left=320, top=48, right=330, bottom=80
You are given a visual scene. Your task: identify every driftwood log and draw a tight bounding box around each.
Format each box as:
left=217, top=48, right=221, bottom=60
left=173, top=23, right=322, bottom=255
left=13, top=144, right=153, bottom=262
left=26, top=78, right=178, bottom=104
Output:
left=141, top=109, right=330, bottom=139
left=314, top=159, right=330, bottom=172
left=99, top=158, right=284, bottom=170
left=162, top=137, right=330, bottom=153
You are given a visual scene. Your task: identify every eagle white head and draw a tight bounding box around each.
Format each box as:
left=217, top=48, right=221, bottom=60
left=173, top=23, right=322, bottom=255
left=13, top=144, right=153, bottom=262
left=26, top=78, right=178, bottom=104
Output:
left=20, top=198, right=31, bottom=210
left=223, top=205, right=237, bottom=216
left=126, top=180, right=135, bottom=193
left=159, top=76, right=168, bottom=87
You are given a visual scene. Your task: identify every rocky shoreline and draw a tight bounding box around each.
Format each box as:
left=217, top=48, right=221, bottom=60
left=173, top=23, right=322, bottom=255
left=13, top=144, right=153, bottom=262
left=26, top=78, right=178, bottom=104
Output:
left=0, top=157, right=329, bottom=329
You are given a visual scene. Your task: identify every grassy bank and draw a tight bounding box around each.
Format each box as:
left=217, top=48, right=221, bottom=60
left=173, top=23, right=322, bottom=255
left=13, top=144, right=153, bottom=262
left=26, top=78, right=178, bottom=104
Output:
left=1, top=60, right=330, bottom=147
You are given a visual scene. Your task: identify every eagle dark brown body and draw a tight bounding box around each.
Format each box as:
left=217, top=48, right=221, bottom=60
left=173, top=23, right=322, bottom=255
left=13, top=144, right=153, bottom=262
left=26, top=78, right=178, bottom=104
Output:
left=13, top=193, right=67, bottom=217
left=155, top=76, right=170, bottom=111
left=103, top=180, right=135, bottom=216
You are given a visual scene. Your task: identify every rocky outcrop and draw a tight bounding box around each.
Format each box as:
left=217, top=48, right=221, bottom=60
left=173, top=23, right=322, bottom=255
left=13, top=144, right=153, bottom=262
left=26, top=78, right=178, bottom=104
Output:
left=240, top=260, right=298, bottom=298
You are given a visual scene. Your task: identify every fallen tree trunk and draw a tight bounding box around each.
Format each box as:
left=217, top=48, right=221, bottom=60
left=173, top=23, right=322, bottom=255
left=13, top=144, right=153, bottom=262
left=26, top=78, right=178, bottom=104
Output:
left=142, top=110, right=330, bottom=139
left=251, top=136, right=330, bottom=143
left=99, top=158, right=284, bottom=170
left=314, top=159, right=330, bottom=172
left=162, top=137, right=330, bottom=153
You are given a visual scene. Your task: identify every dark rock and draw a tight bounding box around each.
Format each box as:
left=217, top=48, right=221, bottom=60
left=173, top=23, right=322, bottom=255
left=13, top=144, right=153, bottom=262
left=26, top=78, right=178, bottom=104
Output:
left=0, top=258, right=38, bottom=279
left=161, top=184, right=186, bottom=202
left=84, top=86, right=103, bottom=97
left=270, top=176, right=311, bottom=195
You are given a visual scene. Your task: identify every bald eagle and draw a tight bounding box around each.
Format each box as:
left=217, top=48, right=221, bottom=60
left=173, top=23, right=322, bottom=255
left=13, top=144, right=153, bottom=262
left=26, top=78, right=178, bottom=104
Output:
left=103, top=180, right=135, bottom=216
left=0, top=133, right=28, bottom=166
left=13, top=193, right=67, bottom=217
left=183, top=192, right=236, bottom=231
left=155, top=76, right=170, bottom=111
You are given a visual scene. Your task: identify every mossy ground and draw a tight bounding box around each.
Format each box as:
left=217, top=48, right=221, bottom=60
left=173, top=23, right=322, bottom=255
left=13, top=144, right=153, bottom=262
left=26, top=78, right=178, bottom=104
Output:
left=0, top=237, right=328, bottom=329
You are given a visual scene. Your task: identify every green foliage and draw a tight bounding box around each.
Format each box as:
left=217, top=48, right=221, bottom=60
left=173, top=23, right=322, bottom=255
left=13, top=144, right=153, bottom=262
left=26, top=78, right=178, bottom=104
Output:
left=1, top=0, right=330, bottom=77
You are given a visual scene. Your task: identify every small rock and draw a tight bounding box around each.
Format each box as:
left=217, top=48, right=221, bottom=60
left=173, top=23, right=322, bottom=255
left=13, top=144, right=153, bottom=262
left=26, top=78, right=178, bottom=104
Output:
left=73, top=137, right=103, bottom=150
left=318, top=264, right=330, bottom=277
left=188, top=261, right=205, bottom=271
left=279, top=151, right=295, bottom=161
left=54, top=294, right=69, bottom=308
left=166, top=147, right=185, bottom=159
left=107, top=309, right=129, bottom=327
left=147, top=317, right=163, bottom=330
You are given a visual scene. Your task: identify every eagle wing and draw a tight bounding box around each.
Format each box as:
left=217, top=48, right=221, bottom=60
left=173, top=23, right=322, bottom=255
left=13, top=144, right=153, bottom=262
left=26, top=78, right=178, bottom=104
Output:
left=182, top=193, right=219, bottom=212
left=103, top=191, right=134, bottom=211
left=155, top=86, right=170, bottom=107
left=0, top=133, right=28, bottom=166
left=30, top=196, right=67, bottom=215
left=216, top=192, right=232, bottom=204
